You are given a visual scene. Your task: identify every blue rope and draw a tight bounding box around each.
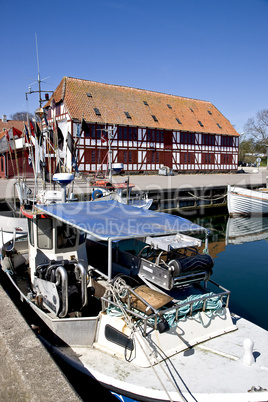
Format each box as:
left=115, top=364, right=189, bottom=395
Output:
left=106, top=305, right=124, bottom=317
left=106, top=292, right=224, bottom=329
left=161, top=293, right=223, bottom=327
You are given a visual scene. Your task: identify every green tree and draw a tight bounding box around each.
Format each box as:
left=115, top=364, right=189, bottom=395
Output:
left=239, top=138, right=255, bottom=161
left=244, top=109, right=268, bottom=144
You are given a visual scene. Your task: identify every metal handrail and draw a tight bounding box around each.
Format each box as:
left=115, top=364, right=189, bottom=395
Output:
left=101, top=280, right=230, bottom=335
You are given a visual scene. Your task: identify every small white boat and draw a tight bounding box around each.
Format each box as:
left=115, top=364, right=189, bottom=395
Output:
left=0, top=181, right=32, bottom=247
left=0, top=203, right=28, bottom=247
left=227, top=185, right=268, bottom=215
left=91, top=179, right=153, bottom=209
left=1, top=198, right=268, bottom=402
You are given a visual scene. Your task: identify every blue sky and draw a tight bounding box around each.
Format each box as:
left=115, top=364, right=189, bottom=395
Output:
left=1, top=0, right=268, bottom=134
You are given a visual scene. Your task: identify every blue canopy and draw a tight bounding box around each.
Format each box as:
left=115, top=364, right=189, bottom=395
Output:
left=37, top=200, right=207, bottom=241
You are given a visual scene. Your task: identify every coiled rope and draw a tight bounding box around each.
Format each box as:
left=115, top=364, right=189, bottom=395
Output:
left=104, top=277, right=188, bottom=402
left=107, top=290, right=223, bottom=330
left=159, top=293, right=223, bottom=328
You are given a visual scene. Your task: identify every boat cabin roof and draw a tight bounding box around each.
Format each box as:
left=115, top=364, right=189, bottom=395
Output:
left=36, top=200, right=207, bottom=241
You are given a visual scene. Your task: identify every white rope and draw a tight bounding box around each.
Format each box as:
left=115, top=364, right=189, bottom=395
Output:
left=187, top=191, right=226, bottom=201
left=105, top=278, right=190, bottom=402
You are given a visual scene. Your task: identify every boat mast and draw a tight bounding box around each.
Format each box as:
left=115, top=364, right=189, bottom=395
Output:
left=108, top=125, right=115, bottom=181
left=25, top=34, right=54, bottom=190
left=35, top=34, right=42, bottom=109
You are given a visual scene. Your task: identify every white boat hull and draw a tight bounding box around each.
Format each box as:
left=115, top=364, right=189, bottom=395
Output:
left=227, top=185, right=268, bottom=215
left=66, top=316, right=268, bottom=402
left=93, top=191, right=153, bottom=209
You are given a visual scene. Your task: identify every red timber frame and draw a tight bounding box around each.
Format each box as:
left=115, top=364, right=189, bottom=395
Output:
left=75, top=123, right=239, bottom=174
left=0, top=149, right=34, bottom=179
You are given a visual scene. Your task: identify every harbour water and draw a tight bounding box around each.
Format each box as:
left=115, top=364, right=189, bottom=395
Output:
left=194, top=213, right=268, bottom=331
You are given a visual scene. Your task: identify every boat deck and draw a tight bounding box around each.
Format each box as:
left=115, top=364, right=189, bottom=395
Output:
left=58, top=314, right=268, bottom=402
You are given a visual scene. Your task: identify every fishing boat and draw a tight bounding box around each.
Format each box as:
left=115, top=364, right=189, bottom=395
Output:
left=1, top=177, right=268, bottom=402
left=0, top=174, right=76, bottom=248
left=91, top=178, right=153, bottom=209
left=227, top=184, right=268, bottom=215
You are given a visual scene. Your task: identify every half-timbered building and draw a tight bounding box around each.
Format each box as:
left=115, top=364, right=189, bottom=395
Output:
left=44, top=77, right=239, bottom=174
left=0, top=118, right=34, bottom=179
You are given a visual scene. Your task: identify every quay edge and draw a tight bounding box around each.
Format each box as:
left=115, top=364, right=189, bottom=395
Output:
left=0, top=168, right=267, bottom=214
left=0, top=277, right=80, bottom=401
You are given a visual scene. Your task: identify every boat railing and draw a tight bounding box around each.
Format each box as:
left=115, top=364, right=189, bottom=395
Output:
left=101, top=279, right=230, bottom=335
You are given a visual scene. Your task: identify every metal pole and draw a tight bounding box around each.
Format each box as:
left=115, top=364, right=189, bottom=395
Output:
left=108, top=238, right=112, bottom=281
left=108, top=127, right=112, bottom=182
left=35, top=33, right=42, bottom=109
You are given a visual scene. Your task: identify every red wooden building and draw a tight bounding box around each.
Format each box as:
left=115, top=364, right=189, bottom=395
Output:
left=44, top=77, right=239, bottom=174
left=0, top=119, right=34, bottom=179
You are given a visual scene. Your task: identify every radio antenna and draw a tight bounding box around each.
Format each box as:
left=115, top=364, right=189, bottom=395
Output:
left=35, top=33, right=41, bottom=107
left=25, top=34, right=53, bottom=109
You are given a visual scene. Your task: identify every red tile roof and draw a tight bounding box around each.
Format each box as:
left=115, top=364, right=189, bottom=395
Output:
left=0, top=119, right=25, bottom=133
left=47, top=77, right=239, bottom=136
left=0, top=120, right=25, bottom=141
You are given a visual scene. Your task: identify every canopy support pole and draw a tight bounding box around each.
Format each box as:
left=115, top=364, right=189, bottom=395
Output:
left=108, top=238, right=112, bottom=281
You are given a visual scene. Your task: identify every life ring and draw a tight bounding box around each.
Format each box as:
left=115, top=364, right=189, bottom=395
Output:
left=92, top=189, right=103, bottom=200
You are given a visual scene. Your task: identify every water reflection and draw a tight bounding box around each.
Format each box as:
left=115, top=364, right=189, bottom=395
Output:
left=226, top=216, right=268, bottom=245
left=192, top=213, right=268, bottom=331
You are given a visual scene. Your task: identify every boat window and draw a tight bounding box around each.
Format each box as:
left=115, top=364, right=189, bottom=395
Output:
left=28, top=219, right=34, bottom=247
left=37, top=218, right=53, bottom=250
left=57, top=221, right=77, bottom=249
left=79, top=231, right=86, bottom=245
